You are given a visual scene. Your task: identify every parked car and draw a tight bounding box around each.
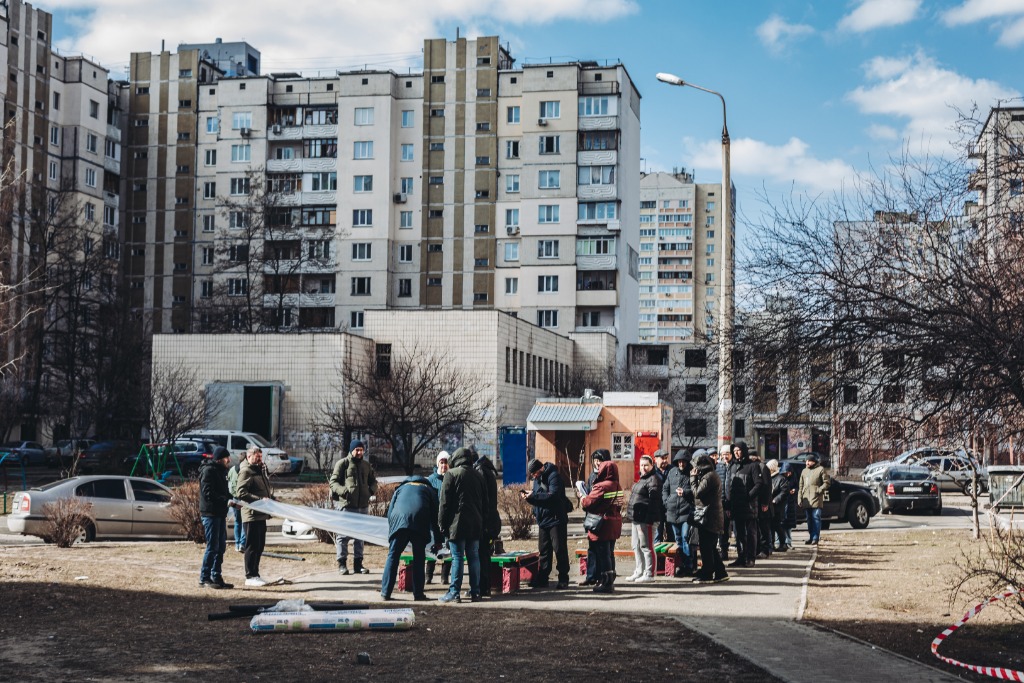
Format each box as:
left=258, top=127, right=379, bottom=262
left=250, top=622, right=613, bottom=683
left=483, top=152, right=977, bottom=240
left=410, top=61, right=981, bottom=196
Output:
left=0, top=441, right=48, bottom=467
left=7, top=475, right=184, bottom=542
left=914, top=454, right=988, bottom=496
left=48, top=439, right=98, bottom=468
left=128, top=439, right=219, bottom=476
left=182, top=430, right=291, bottom=475
left=779, top=459, right=880, bottom=529
left=790, top=451, right=831, bottom=468
left=281, top=518, right=317, bottom=539
left=873, top=465, right=943, bottom=514
left=79, top=440, right=139, bottom=473
left=862, top=447, right=945, bottom=483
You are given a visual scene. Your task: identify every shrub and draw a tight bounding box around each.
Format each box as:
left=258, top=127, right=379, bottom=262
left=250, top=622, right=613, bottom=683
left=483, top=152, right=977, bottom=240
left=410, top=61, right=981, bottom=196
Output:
left=296, top=483, right=334, bottom=544
left=369, top=482, right=398, bottom=518
left=498, top=485, right=535, bottom=540
left=41, top=497, right=94, bottom=547
left=168, top=480, right=205, bottom=543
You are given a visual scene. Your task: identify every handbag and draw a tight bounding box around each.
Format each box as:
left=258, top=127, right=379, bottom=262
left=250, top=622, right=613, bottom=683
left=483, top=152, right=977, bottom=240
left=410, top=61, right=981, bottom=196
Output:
left=692, top=505, right=708, bottom=527
left=583, top=512, right=604, bottom=533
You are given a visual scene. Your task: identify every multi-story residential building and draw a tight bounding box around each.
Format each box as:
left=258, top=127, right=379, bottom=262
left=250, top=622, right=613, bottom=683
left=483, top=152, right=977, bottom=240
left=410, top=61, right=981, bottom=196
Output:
left=637, top=170, right=723, bottom=343
left=124, top=35, right=642, bottom=356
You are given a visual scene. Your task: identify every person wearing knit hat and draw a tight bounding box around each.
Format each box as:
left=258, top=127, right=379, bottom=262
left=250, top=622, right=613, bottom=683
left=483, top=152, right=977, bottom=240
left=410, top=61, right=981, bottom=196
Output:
left=425, top=450, right=452, bottom=586
left=329, top=439, right=378, bottom=575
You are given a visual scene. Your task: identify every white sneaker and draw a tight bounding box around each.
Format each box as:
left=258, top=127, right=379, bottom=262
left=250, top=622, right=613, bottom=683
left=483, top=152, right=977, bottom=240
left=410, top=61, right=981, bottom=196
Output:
left=625, top=572, right=642, bottom=582
left=245, top=577, right=267, bottom=587
left=635, top=574, right=654, bottom=584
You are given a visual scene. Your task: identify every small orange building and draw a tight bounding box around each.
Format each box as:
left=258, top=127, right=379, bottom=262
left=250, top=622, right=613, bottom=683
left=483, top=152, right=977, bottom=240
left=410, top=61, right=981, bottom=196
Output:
left=526, top=392, right=673, bottom=492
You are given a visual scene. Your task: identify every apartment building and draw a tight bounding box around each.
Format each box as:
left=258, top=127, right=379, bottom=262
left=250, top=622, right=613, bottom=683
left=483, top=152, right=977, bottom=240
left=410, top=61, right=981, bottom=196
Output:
left=124, top=35, right=642, bottom=356
left=637, top=171, right=723, bottom=343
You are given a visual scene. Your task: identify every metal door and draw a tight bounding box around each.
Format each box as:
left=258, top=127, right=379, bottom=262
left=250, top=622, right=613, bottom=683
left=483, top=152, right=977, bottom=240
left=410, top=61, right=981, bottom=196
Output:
left=500, top=427, right=527, bottom=486
left=634, top=432, right=661, bottom=482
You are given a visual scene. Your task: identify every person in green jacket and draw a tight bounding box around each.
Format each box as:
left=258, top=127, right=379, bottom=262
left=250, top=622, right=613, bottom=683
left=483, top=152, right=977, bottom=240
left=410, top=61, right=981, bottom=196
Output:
left=235, top=446, right=275, bottom=586
left=329, top=439, right=378, bottom=575
left=797, top=454, right=831, bottom=545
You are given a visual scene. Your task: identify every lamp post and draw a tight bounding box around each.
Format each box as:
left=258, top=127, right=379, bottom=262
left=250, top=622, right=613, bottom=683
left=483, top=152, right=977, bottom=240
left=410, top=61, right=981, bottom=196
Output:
left=656, top=72, right=734, bottom=452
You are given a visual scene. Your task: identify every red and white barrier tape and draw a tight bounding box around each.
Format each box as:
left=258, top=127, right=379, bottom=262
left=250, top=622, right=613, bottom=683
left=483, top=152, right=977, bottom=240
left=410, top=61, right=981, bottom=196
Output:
left=931, top=587, right=1023, bottom=680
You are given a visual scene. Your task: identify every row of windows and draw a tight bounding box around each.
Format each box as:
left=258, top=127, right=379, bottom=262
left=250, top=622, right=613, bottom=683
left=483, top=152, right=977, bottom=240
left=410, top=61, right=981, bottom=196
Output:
left=505, top=346, right=568, bottom=391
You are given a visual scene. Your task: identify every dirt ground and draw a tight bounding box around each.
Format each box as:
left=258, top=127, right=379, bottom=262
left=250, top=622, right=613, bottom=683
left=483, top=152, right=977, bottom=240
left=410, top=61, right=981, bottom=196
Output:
left=0, top=538, right=778, bottom=683
left=805, top=528, right=1023, bottom=681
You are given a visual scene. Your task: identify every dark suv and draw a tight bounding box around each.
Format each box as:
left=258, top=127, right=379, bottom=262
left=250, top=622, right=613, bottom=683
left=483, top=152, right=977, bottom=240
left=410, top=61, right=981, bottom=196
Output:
left=779, top=459, right=880, bottom=529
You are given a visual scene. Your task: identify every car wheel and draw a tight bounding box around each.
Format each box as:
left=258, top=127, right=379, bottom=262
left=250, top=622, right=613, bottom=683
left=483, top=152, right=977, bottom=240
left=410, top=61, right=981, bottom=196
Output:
left=820, top=521, right=831, bottom=530
left=963, top=481, right=980, bottom=498
left=71, top=521, right=95, bottom=545
left=848, top=500, right=871, bottom=529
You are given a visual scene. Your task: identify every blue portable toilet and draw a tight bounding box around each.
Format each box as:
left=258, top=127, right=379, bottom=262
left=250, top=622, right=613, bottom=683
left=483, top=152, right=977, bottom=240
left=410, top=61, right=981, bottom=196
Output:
left=500, top=427, right=528, bottom=485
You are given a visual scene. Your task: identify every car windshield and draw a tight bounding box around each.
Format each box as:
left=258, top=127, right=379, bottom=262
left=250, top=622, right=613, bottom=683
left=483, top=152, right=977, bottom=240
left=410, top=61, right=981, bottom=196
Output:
left=247, top=434, right=273, bottom=447
left=887, top=467, right=931, bottom=481
left=56, top=440, right=72, bottom=448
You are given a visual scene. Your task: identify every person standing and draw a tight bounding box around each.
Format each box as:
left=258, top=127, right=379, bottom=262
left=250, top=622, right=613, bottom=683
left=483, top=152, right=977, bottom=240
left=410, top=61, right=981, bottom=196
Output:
left=329, top=439, right=378, bottom=575
left=716, top=444, right=733, bottom=561
left=750, top=450, right=774, bottom=559
left=227, top=457, right=246, bottom=553
left=652, top=450, right=673, bottom=543
left=662, top=449, right=695, bottom=577
left=473, top=449, right=501, bottom=597
left=691, top=452, right=729, bottom=583
left=797, top=454, right=831, bottom=545
left=577, top=449, right=611, bottom=586
left=236, top=446, right=274, bottom=587
left=581, top=459, right=623, bottom=594
left=728, top=441, right=761, bottom=568
left=380, top=475, right=443, bottom=601
left=626, top=455, right=664, bottom=583
left=438, top=447, right=486, bottom=603
left=522, top=458, right=571, bottom=589
left=769, top=459, right=793, bottom=551
left=425, top=451, right=450, bottom=585
left=199, top=447, right=233, bottom=589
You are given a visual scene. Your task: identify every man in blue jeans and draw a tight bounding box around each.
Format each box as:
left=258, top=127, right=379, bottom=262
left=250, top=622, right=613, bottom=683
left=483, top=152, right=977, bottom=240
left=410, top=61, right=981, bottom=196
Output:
left=227, top=459, right=246, bottom=552
left=437, top=447, right=486, bottom=603
left=199, top=447, right=234, bottom=589
left=797, top=453, right=831, bottom=545
left=380, top=475, right=443, bottom=601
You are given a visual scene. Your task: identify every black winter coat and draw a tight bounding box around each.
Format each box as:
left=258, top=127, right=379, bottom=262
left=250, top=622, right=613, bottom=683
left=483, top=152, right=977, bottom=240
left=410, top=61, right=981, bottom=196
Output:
left=439, top=448, right=486, bottom=541
left=728, top=459, right=762, bottom=520
left=388, top=475, right=443, bottom=546
left=474, top=456, right=502, bottom=538
left=756, top=462, right=773, bottom=507
left=628, top=468, right=665, bottom=525
left=199, top=459, right=231, bottom=518
left=661, top=464, right=694, bottom=525
left=526, top=462, right=570, bottom=529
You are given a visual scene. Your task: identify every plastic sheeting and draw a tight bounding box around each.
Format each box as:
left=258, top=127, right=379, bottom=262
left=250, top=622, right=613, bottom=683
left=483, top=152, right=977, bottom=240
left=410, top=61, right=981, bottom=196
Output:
left=250, top=609, right=415, bottom=632
left=245, top=499, right=390, bottom=547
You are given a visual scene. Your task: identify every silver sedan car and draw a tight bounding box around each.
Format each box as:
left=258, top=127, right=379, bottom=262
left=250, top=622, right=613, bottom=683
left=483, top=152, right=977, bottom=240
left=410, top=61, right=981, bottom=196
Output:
left=8, top=476, right=184, bottom=542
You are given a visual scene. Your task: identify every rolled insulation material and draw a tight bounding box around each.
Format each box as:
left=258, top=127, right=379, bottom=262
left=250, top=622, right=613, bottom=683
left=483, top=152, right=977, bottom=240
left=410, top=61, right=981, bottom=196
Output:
left=250, top=609, right=415, bottom=632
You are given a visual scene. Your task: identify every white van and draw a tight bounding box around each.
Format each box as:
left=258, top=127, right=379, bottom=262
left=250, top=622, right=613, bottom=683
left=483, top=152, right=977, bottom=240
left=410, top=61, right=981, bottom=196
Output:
left=183, top=430, right=291, bottom=475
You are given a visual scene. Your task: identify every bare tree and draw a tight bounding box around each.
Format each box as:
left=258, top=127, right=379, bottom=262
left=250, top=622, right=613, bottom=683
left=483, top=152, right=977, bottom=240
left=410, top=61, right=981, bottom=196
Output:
left=321, top=344, right=491, bottom=475
left=302, top=416, right=343, bottom=474
left=146, top=361, right=226, bottom=447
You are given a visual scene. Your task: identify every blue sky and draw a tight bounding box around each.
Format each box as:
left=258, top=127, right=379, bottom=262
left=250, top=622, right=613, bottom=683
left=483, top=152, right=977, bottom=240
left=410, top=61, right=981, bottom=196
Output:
left=49, top=0, right=1023, bottom=216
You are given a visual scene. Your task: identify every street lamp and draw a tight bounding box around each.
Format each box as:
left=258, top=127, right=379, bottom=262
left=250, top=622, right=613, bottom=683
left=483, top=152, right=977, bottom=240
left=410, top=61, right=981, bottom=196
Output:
left=656, top=72, right=734, bottom=452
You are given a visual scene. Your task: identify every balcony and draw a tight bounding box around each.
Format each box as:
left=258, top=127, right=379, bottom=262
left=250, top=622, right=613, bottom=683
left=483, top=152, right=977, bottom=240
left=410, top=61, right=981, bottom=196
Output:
left=578, top=115, right=618, bottom=131
left=267, top=158, right=301, bottom=173
left=578, top=150, right=617, bottom=166
left=577, top=184, right=617, bottom=201
left=103, top=156, right=121, bottom=175
left=968, top=169, right=987, bottom=191
left=576, top=253, right=616, bottom=270
left=579, top=81, right=620, bottom=96
left=103, top=191, right=119, bottom=207
left=576, top=288, right=617, bottom=307
left=574, top=324, right=617, bottom=335
left=269, top=125, right=302, bottom=141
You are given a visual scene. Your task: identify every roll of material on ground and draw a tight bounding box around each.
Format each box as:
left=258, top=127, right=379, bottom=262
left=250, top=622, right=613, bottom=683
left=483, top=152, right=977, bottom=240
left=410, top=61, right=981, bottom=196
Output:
left=250, top=609, right=415, bottom=632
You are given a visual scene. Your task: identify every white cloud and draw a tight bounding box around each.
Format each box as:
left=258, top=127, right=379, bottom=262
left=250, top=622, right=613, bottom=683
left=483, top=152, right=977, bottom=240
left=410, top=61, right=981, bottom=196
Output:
left=684, top=136, right=857, bottom=193
left=998, top=15, right=1024, bottom=44
left=846, top=51, right=1019, bottom=150
left=47, top=0, right=639, bottom=70
left=866, top=124, right=899, bottom=140
left=756, top=15, right=814, bottom=54
left=942, top=0, right=1024, bottom=46
left=838, top=0, right=921, bottom=33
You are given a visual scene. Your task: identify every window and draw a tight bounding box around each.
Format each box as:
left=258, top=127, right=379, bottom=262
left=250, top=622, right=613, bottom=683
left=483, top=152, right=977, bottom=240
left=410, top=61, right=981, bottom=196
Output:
left=353, top=209, right=373, bottom=226
left=228, top=279, right=248, bottom=296
left=84, top=168, right=96, bottom=187
left=427, top=277, right=442, bottom=286
left=232, top=112, right=252, bottom=129
left=429, top=209, right=443, bottom=218
left=53, top=92, right=60, bottom=110
left=84, top=203, right=95, bottom=221
left=205, top=149, right=217, bottom=166
left=206, top=116, right=219, bottom=133
left=229, top=177, right=250, bottom=195
left=430, top=108, right=444, bottom=117
left=399, top=244, right=413, bottom=263
left=229, top=211, right=250, bottom=229
left=538, top=275, right=559, bottom=292
left=308, top=240, right=331, bottom=259
left=684, top=349, right=707, bottom=367
left=352, top=243, right=372, bottom=261
left=507, top=106, right=520, bottom=123
left=429, top=175, right=443, bottom=185
left=706, top=216, right=715, bottom=226
left=537, top=310, right=559, bottom=328
left=85, top=133, right=98, bottom=153
left=504, top=242, right=519, bottom=261
left=578, top=202, right=617, bottom=221
left=539, top=135, right=560, bottom=154
left=431, top=75, right=445, bottom=83
left=611, top=433, right=633, bottom=459
left=351, top=311, right=364, bottom=329
left=401, top=110, right=414, bottom=128
left=684, top=419, right=707, bottom=437
left=429, top=142, right=444, bottom=151
left=578, top=96, right=611, bottom=117
left=883, top=385, right=904, bottom=404
left=203, top=215, right=215, bottom=232
left=707, top=230, right=715, bottom=239
left=353, top=175, right=373, bottom=192
left=48, top=161, right=58, bottom=181
left=844, top=421, right=860, bottom=439
left=475, top=224, right=489, bottom=234
left=228, top=245, right=249, bottom=262
left=505, top=277, right=519, bottom=294
left=201, top=280, right=213, bottom=298
left=577, top=165, right=615, bottom=185
left=351, top=277, right=371, bottom=295
left=476, top=121, right=491, bottom=131
left=476, top=156, right=490, bottom=165
left=505, top=174, right=520, bottom=193
left=203, top=182, right=216, bottom=199
left=538, top=205, right=559, bottom=223
left=103, top=205, right=115, bottom=226
left=477, top=88, right=492, bottom=97
left=398, top=279, right=412, bottom=297
left=354, top=107, right=374, bottom=125
left=201, top=247, right=215, bottom=265
left=401, top=144, right=414, bottom=161
left=685, top=384, right=707, bottom=402
left=401, top=177, right=414, bottom=194
left=303, top=172, right=334, bottom=192
left=843, top=385, right=859, bottom=405
left=506, top=140, right=520, bottom=158
left=539, top=101, right=560, bottom=119
left=538, top=170, right=560, bottom=189
left=353, top=141, right=374, bottom=159
left=304, top=139, right=338, bottom=158
left=400, top=211, right=413, bottom=228
left=231, top=144, right=251, bottom=162
left=538, top=240, right=559, bottom=258
left=50, top=127, right=59, bottom=145
left=179, top=69, right=192, bottom=78
left=474, top=258, right=489, bottom=267
left=580, top=311, right=602, bottom=327
left=505, top=208, right=520, bottom=228
left=428, top=244, right=443, bottom=253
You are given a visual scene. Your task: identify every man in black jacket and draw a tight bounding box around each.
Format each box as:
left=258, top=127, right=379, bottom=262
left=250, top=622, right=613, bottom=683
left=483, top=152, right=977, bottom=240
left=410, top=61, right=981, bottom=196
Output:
left=472, top=449, right=501, bottom=597
left=438, top=447, right=486, bottom=603
left=199, top=447, right=233, bottom=589
left=751, top=451, right=774, bottom=558
left=728, top=441, right=762, bottom=568
left=523, top=458, right=571, bottom=589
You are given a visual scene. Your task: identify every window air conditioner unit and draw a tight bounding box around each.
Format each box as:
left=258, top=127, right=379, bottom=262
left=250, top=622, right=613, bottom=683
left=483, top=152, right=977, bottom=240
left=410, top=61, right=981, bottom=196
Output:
left=506, top=225, right=519, bottom=235
left=537, top=118, right=548, bottom=126
left=272, top=124, right=282, bottom=135
left=394, top=193, right=408, bottom=203
left=239, top=127, right=251, bottom=137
